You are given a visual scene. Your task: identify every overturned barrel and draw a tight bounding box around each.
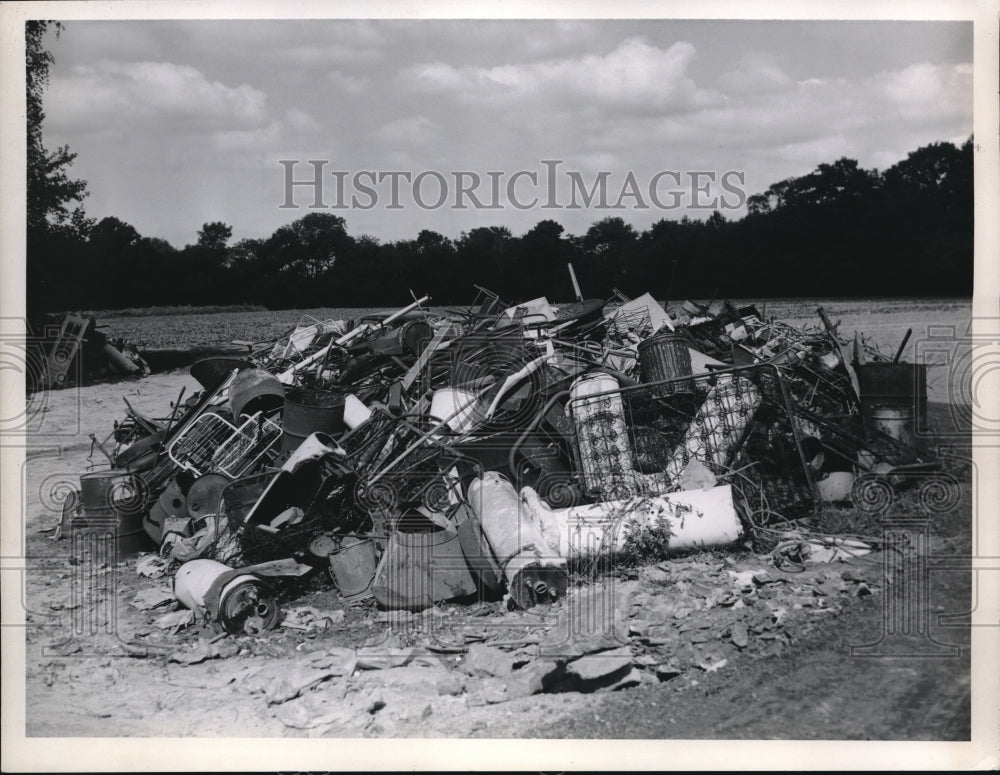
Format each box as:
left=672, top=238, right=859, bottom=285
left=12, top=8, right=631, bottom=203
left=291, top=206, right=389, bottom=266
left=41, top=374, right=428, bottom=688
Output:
left=281, top=387, right=346, bottom=455
left=637, top=332, right=695, bottom=397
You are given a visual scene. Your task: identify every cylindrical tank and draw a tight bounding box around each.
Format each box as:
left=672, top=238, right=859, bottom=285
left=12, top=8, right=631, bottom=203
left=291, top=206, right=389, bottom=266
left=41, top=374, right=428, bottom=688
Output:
left=396, top=319, right=433, bottom=356
left=327, top=536, right=378, bottom=602
left=871, top=404, right=917, bottom=449
left=173, top=558, right=280, bottom=634
left=77, top=470, right=153, bottom=555
left=856, top=363, right=927, bottom=428
left=281, top=388, right=346, bottom=454
left=467, top=472, right=567, bottom=609
left=637, top=333, right=695, bottom=396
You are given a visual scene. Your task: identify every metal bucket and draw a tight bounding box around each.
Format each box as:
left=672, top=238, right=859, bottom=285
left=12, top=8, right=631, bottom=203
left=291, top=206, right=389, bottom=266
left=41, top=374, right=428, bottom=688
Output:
left=637, top=333, right=695, bottom=397
left=228, top=368, right=284, bottom=420
left=872, top=404, right=917, bottom=449
left=328, top=536, right=378, bottom=602
left=372, top=527, right=476, bottom=611
left=77, top=470, right=154, bottom=555
left=856, top=363, right=927, bottom=427
left=281, top=388, right=346, bottom=454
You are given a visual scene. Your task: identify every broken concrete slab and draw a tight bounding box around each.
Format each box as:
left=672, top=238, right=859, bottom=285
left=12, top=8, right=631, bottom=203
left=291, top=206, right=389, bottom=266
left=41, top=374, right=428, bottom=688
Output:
left=131, top=586, right=175, bottom=611
left=540, top=583, right=635, bottom=658
left=564, top=646, right=634, bottom=681
left=459, top=644, right=515, bottom=678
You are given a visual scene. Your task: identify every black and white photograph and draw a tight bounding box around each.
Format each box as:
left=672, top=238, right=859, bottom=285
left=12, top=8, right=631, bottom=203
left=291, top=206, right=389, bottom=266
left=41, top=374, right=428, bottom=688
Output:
left=2, top=1, right=998, bottom=770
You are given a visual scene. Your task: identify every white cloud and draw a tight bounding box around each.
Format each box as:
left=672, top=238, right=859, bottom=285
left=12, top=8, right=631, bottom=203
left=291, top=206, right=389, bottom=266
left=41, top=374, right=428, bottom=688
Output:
left=874, top=62, right=972, bottom=122
left=211, top=120, right=283, bottom=152
left=399, top=37, right=722, bottom=114
left=47, top=60, right=268, bottom=134
left=285, top=108, right=320, bottom=132
left=375, top=115, right=440, bottom=146
left=719, top=54, right=792, bottom=93
left=328, top=70, right=370, bottom=95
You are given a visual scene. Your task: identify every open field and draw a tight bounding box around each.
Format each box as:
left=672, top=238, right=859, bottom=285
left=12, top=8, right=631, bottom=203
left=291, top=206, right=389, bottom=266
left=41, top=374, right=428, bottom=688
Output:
left=97, top=297, right=971, bottom=358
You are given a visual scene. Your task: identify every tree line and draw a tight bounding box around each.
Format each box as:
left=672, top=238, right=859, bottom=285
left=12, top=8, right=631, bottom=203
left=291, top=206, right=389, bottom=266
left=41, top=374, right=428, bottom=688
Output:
left=27, top=23, right=973, bottom=316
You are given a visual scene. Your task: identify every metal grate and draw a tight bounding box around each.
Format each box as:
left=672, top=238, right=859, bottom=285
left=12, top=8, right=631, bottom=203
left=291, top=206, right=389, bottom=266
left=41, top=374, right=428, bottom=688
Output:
left=167, top=411, right=281, bottom=477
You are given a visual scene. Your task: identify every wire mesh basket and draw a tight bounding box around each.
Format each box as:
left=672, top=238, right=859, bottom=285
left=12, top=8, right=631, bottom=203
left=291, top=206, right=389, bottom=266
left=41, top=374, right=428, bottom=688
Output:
left=168, top=411, right=282, bottom=477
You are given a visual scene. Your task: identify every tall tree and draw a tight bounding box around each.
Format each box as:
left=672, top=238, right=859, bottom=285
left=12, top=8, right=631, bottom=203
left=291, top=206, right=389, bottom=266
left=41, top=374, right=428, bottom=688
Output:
left=26, top=21, right=92, bottom=314
left=196, top=221, right=233, bottom=252
left=26, top=21, right=90, bottom=237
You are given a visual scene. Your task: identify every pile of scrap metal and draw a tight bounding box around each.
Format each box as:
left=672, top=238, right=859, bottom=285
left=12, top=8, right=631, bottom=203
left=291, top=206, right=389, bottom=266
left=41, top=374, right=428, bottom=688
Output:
left=58, top=284, right=948, bottom=635
left=31, top=313, right=149, bottom=390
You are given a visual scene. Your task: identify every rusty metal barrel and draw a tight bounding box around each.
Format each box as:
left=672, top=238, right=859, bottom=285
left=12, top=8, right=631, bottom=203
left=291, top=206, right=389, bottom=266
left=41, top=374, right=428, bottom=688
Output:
left=280, top=388, right=346, bottom=455
left=856, top=363, right=928, bottom=429
left=77, top=470, right=154, bottom=555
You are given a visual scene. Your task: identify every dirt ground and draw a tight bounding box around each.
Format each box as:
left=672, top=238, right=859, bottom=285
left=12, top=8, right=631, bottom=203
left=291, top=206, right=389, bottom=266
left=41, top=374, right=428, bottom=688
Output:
left=16, top=369, right=973, bottom=742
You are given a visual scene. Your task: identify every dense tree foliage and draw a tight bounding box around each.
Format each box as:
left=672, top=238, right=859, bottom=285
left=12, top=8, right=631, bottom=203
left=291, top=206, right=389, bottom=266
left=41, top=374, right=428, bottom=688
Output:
left=26, top=20, right=94, bottom=317
left=26, top=27, right=973, bottom=313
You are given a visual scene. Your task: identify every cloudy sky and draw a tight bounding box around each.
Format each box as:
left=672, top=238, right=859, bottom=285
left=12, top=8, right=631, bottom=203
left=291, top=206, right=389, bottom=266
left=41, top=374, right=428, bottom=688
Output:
left=42, top=19, right=972, bottom=248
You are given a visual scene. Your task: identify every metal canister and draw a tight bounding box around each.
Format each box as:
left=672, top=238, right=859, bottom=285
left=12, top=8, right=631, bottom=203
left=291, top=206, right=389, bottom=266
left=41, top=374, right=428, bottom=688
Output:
left=77, top=469, right=153, bottom=555
left=174, top=558, right=280, bottom=634
left=281, top=388, right=346, bottom=454
left=327, top=536, right=378, bottom=602
left=871, top=404, right=917, bottom=449
left=396, top=319, right=433, bottom=356
left=856, top=363, right=928, bottom=429
left=637, top=333, right=696, bottom=397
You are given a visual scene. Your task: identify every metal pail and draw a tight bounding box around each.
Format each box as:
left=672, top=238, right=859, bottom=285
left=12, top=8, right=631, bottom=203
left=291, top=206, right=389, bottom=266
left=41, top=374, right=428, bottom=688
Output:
left=856, top=363, right=927, bottom=428
left=328, top=536, right=378, bottom=602
left=871, top=404, right=917, bottom=449
left=281, top=388, right=346, bottom=454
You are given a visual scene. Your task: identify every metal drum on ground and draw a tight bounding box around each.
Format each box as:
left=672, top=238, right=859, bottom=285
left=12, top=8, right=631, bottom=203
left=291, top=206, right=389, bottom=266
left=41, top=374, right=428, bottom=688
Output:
left=871, top=404, right=917, bottom=449
left=281, top=388, right=346, bottom=455
left=856, top=363, right=927, bottom=428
